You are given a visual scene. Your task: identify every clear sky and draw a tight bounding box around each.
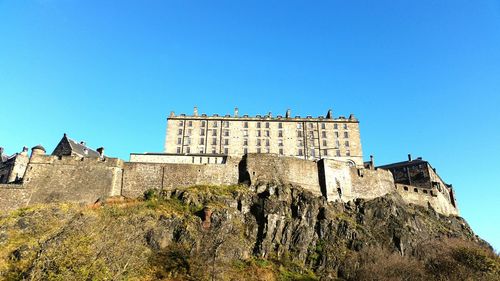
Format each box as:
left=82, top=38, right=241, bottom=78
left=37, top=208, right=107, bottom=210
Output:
left=1, top=1, right=499, bottom=250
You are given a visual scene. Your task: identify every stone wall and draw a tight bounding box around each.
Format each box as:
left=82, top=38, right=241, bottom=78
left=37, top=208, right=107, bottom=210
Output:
left=395, top=184, right=459, bottom=216
left=245, top=154, right=322, bottom=196
left=22, top=155, right=124, bottom=205
left=0, top=184, right=31, bottom=213
left=130, top=153, right=228, bottom=164
left=122, top=157, right=240, bottom=198
left=349, top=167, right=395, bottom=200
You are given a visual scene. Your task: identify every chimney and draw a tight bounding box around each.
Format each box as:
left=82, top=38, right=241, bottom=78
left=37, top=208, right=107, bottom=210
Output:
left=97, top=147, right=104, bottom=158
left=169, top=111, right=175, bottom=117
left=408, top=154, right=412, bottom=162
left=286, top=109, right=291, bottom=118
left=234, top=107, right=239, bottom=117
left=193, top=106, right=198, bottom=116
left=370, top=155, right=374, bottom=169
left=326, top=109, right=333, bottom=119
left=80, top=141, right=86, bottom=146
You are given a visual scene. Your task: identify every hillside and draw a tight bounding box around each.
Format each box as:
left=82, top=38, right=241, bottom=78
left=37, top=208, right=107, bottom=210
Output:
left=0, top=183, right=498, bottom=281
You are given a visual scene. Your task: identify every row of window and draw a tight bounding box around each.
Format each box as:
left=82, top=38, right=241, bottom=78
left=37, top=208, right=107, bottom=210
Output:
left=177, top=128, right=350, bottom=139
left=178, top=120, right=350, bottom=130
left=176, top=146, right=352, bottom=157
left=177, top=137, right=351, bottom=148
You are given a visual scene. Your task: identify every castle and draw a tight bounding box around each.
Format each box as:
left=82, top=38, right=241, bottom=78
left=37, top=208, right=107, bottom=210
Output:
left=0, top=108, right=459, bottom=216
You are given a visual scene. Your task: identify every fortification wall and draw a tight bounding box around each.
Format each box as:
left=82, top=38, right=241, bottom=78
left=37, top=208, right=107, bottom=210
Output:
left=122, top=157, right=240, bottom=198
left=319, top=159, right=352, bottom=201
left=349, top=168, right=394, bottom=200
left=395, top=184, right=458, bottom=216
left=22, top=155, right=124, bottom=205
left=0, top=184, right=31, bottom=213
left=245, top=154, right=322, bottom=196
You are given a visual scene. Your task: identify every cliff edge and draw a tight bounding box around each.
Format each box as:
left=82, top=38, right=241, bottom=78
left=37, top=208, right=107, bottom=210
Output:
left=0, top=183, right=497, bottom=280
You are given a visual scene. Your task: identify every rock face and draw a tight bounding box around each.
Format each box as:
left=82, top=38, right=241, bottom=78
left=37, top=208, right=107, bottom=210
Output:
left=0, top=183, right=496, bottom=281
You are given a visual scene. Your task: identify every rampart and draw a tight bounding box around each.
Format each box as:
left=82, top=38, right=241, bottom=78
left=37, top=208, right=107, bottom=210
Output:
left=0, top=154, right=458, bottom=216
left=395, top=184, right=459, bottom=216
left=122, top=157, right=240, bottom=198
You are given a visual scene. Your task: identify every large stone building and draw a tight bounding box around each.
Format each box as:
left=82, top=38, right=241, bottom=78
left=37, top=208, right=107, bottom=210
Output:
left=164, top=107, right=363, bottom=167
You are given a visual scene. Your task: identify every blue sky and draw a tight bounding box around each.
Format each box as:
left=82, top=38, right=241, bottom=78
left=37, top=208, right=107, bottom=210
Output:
left=1, top=1, right=499, bottom=250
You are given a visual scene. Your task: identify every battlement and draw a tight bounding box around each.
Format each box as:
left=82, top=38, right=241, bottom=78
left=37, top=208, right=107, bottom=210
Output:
left=28, top=154, right=124, bottom=167
left=169, top=107, right=358, bottom=123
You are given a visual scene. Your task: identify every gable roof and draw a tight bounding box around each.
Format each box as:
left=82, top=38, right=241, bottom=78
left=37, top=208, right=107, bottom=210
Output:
left=52, top=134, right=100, bottom=158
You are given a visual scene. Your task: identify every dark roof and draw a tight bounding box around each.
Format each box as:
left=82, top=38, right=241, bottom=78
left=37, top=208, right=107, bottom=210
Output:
left=376, top=159, right=428, bottom=170
left=32, top=145, right=46, bottom=152
left=66, top=136, right=100, bottom=158
left=1, top=154, right=7, bottom=162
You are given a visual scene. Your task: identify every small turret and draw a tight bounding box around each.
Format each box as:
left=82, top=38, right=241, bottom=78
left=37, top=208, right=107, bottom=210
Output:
left=20, top=146, right=29, bottom=156
left=31, top=145, right=46, bottom=158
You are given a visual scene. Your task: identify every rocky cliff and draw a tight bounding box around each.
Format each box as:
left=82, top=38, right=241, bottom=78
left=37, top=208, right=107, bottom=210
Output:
left=0, top=183, right=498, bottom=280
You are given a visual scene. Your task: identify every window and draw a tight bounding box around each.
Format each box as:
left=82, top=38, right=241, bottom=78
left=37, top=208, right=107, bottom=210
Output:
left=178, top=121, right=184, bottom=126
left=298, top=149, right=303, bottom=156
left=200, top=129, right=205, bottom=136
left=265, top=130, right=270, bottom=137
left=224, top=130, right=229, bottom=137
left=278, top=130, right=283, bottom=137
left=224, top=139, right=229, bottom=145
left=199, top=148, right=204, bottom=153
left=334, top=132, right=339, bottom=138
left=346, top=150, right=351, bottom=156
left=344, top=132, right=349, bottom=138
left=243, top=139, right=248, bottom=146
left=224, top=148, right=229, bottom=154
left=334, top=124, right=338, bottom=129
left=279, top=148, right=284, bottom=155
left=344, top=124, right=348, bottom=130
left=211, top=148, right=216, bottom=154
left=266, top=139, right=270, bottom=146
left=257, top=122, right=261, bottom=128
left=257, top=130, right=262, bottom=137
left=212, top=129, right=217, bottom=136
left=244, top=122, right=248, bottom=128
left=310, top=149, right=315, bottom=157
left=212, top=138, right=217, bottom=145
left=321, top=123, right=326, bottom=129
left=213, top=121, right=218, bottom=127
left=176, top=147, right=181, bottom=153
left=297, top=123, right=302, bottom=129
left=323, top=140, right=327, bottom=146
left=244, top=130, right=249, bottom=137
left=186, top=147, right=191, bottom=153
left=257, top=139, right=261, bottom=146
left=178, top=129, right=183, bottom=135
left=188, top=121, right=193, bottom=127
left=336, top=140, right=340, bottom=148
left=345, top=141, right=350, bottom=147
left=278, top=122, right=283, bottom=128
left=201, top=121, right=206, bottom=127
left=266, top=147, right=270, bottom=153
left=308, top=123, right=313, bottom=129
left=257, top=148, right=261, bottom=153
left=187, top=129, right=192, bottom=136
left=278, top=139, right=283, bottom=146
left=265, top=122, right=270, bottom=128
left=199, top=138, right=205, bottom=145
left=224, top=121, right=230, bottom=128
left=323, top=149, right=328, bottom=156
left=297, top=131, right=303, bottom=137
left=177, top=138, right=182, bottom=145
left=336, top=150, right=341, bottom=157
left=186, top=137, right=191, bottom=145
left=244, top=148, right=248, bottom=154
left=298, top=140, right=303, bottom=147
left=322, top=131, right=327, bottom=138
